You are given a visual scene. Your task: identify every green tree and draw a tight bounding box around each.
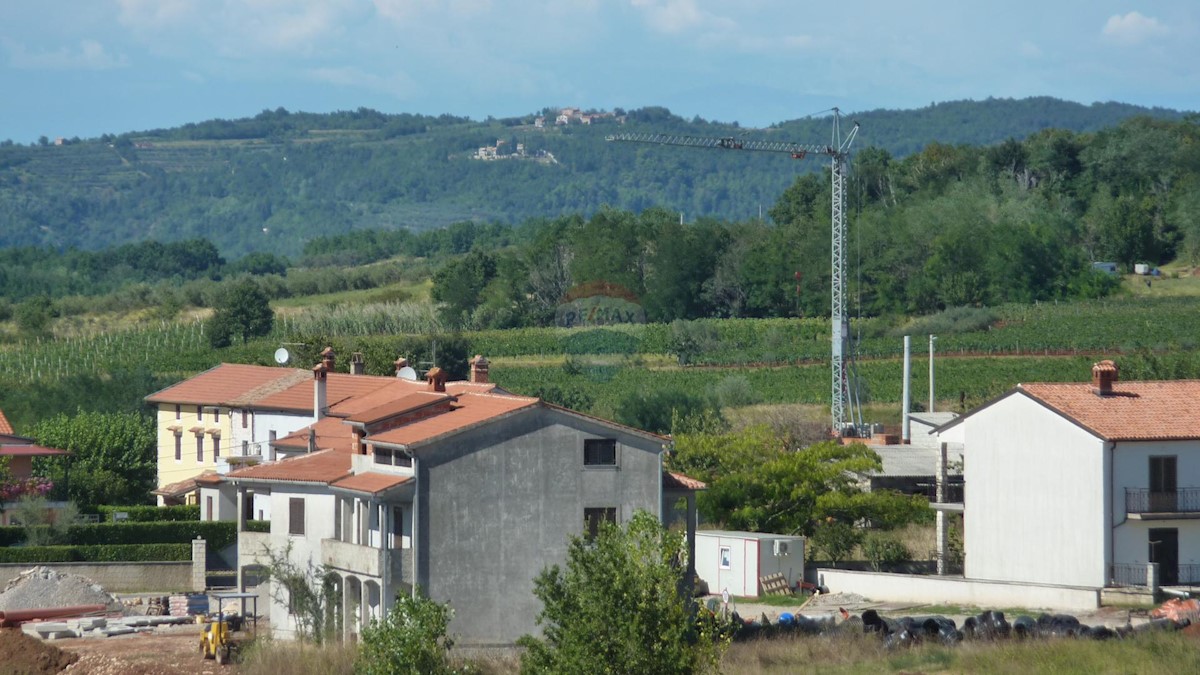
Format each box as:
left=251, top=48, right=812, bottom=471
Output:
left=430, top=251, right=497, bottom=325
left=518, top=510, right=728, bottom=675
left=356, top=591, right=469, bottom=675
left=669, top=427, right=929, bottom=536
left=207, top=278, right=274, bottom=347
left=29, top=410, right=156, bottom=507
left=614, top=389, right=721, bottom=436
left=15, top=295, right=54, bottom=336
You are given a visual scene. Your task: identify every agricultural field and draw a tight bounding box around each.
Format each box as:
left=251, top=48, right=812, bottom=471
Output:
left=1, top=293, right=1199, bottom=429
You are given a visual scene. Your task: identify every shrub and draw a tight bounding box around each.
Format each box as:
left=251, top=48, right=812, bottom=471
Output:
left=93, top=504, right=200, bottom=522
left=246, top=520, right=271, bottom=533
left=861, top=532, right=912, bottom=571
left=708, top=375, right=762, bottom=408
left=809, top=520, right=861, bottom=564
left=518, top=511, right=729, bottom=675
left=356, top=591, right=470, bottom=675
left=0, top=543, right=190, bottom=563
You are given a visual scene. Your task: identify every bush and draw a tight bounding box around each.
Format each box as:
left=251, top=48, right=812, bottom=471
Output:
left=0, top=543, right=190, bottom=563
left=356, top=591, right=469, bottom=675
left=809, top=520, right=861, bottom=564
left=93, top=505, right=200, bottom=522
left=614, top=389, right=721, bottom=435
left=11, top=521, right=237, bottom=550
left=246, top=520, right=271, bottom=533
left=518, top=511, right=729, bottom=675
left=861, top=532, right=912, bottom=571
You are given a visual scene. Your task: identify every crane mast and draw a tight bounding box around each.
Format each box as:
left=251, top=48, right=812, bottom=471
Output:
left=607, top=110, right=860, bottom=435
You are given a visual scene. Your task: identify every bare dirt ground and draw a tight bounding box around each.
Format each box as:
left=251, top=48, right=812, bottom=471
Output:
left=55, top=623, right=234, bottom=675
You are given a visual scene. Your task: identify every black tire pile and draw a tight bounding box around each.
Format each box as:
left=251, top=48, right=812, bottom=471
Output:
left=728, top=608, right=1190, bottom=646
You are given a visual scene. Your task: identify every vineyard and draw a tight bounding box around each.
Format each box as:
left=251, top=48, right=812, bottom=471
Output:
left=1, top=295, right=1198, bottom=429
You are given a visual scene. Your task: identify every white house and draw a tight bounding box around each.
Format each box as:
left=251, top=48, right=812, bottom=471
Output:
left=938, top=360, right=1200, bottom=589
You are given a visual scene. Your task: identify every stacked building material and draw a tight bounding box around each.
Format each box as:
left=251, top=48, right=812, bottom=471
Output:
left=167, top=593, right=208, bottom=617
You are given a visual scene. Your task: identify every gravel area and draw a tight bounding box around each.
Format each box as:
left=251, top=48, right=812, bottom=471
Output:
left=0, top=567, right=124, bottom=613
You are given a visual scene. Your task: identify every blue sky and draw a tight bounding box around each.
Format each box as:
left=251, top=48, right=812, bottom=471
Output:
left=2, top=1, right=1197, bottom=143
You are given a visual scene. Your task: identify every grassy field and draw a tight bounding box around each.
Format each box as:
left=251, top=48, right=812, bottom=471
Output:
left=236, top=628, right=1200, bottom=675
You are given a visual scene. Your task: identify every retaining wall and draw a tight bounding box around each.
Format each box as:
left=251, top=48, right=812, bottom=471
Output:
left=0, top=538, right=208, bottom=593
left=816, top=568, right=1101, bottom=612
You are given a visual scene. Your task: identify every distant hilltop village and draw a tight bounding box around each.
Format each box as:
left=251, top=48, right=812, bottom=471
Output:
left=472, top=107, right=624, bottom=163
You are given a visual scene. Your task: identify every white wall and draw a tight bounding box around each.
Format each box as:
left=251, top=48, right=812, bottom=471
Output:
left=817, top=569, right=1100, bottom=611
left=252, top=410, right=314, bottom=461
left=261, top=487, right=337, bottom=638
left=963, top=393, right=1109, bottom=587
left=696, top=534, right=758, bottom=596
left=1111, top=439, right=1200, bottom=569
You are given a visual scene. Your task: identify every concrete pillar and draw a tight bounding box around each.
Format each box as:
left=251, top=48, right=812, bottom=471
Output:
left=1148, top=562, right=1160, bottom=594
left=902, top=335, right=911, bottom=443
left=686, top=494, right=697, bottom=586
left=236, top=487, right=247, bottom=532
left=191, top=538, right=207, bottom=592
left=935, top=443, right=949, bottom=575
left=378, top=502, right=387, bottom=550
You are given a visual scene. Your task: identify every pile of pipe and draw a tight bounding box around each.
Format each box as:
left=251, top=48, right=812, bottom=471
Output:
left=726, top=608, right=1191, bottom=646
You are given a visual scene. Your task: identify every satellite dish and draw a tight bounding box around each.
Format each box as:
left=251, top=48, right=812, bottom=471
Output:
left=274, top=347, right=290, bottom=365
left=397, top=366, right=418, bottom=381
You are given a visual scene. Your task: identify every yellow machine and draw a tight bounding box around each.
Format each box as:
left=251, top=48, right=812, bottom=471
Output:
left=199, top=591, right=258, bottom=665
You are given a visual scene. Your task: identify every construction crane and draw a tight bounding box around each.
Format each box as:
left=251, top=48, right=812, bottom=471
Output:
left=607, top=110, right=861, bottom=436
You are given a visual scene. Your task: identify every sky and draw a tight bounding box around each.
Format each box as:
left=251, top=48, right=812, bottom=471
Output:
left=1, top=1, right=1198, bottom=143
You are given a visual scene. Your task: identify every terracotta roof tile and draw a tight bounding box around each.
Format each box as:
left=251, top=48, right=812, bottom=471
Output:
left=0, top=444, right=70, bottom=457
left=145, top=364, right=297, bottom=406
left=0, top=410, right=13, bottom=435
left=331, top=472, right=412, bottom=495
left=368, top=392, right=539, bottom=449
left=274, top=417, right=353, bottom=452
left=254, top=372, right=398, bottom=413
left=227, top=449, right=352, bottom=484
left=152, top=471, right=217, bottom=497
left=663, top=471, right=706, bottom=491
left=344, top=392, right=454, bottom=425
left=1020, top=380, right=1200, bottom=441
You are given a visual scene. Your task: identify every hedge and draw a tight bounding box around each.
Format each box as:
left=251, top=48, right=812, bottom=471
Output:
left=1, top=521, right=237, bottom=550
left=92, top=505, right=201, bottom=522
left=0, top=543, right=191, bottom=563
left=245, top=520, right=270, bottom=533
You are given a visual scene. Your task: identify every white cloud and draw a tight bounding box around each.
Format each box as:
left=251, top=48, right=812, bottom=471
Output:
left=630, top=0, right=719, bottom=34
left=1019, top=41, right=1042, bottom=58
left=4, top=38, right=129, bottom=70
left=372, top=0, right=492, bottom=23
left=307, top=66, right=418, bottom=96
left=1102, top=11, right=1168, bottom=46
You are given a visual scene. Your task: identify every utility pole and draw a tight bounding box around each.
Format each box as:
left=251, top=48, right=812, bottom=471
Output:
left=929, top=334, right=937, bottom=413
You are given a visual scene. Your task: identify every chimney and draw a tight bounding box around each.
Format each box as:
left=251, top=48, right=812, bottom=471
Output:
left=1092, top=359, right=1118, bottom=396
left=307, top=427, right=316, bottom=454
left=321, top=347, right=336, bottom=372
left=426, top=366, right=448, bottom=393
left=350, top=352, right=365, bottom=376
left=470, top=355, right=490, bottom=384
left=395, top=358, right=409, bottom=377
left=352, top=428, right=366, bottom=455
left=313, top=362, right=328, bottom=421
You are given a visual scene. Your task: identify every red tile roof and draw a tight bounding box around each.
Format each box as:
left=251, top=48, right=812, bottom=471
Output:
left=368, top=392, right=540, bottom=449
left=331, top=472, right=412, bottom=495
left=145, top=364, right=296, bottom=406
left=254, top=372, right=397, bottom=413
left=227, top=449, right=352, bottom=484
left=0, top=410, right=13, bottom=435
left=344, top=392, right=454, bottom=425
left=0, top=444, right=70, bottom=457
left=153, top=471, right=217, bottom=497
left=663, top=471, right=706, bottom=491
left=1020, top=380, right=1200, bottom=441
left=273, top=417, right=353, bottom=452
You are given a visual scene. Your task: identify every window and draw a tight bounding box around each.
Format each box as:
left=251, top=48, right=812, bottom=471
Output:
left=584, top=507, right=616, bottom=539
left=213, top=436, right=220, bottom=460
left=241, top=411, right=248, bottom=429
left=719, top=546, right=732, bottom=569
left=174, top=433, right=182, bottom=461
left=197, top=407, right=202, bottom=421
left=175, top=404, right=181, bottom=420
left=242, top=440, right=249, bottom=456
left=391, top=506, right=404, bottom=549
left=1150, top=456, right=1178, bottom=511
left=584, top=439, right=617, bottom=466
left=196, top=434, right=204, bottom=462
left=289, top=498, right=305, bottom=536
left=205, top=496, right=213, bottom=521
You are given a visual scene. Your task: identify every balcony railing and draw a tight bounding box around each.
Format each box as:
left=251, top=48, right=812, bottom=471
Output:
left=1109, top=563, right=1200, bottom=587
left=1125, top=488, right=1200, bottom=514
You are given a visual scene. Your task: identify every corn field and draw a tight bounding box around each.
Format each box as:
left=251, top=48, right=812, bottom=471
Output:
left=277, top=301, right=443, bottom=337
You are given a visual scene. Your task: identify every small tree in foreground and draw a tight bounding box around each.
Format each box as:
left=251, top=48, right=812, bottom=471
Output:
left=518, top=510, right=729, bottom=675
left=356, top=590, right=470, bottom=675
left=260, top=542, right=340, bottom=644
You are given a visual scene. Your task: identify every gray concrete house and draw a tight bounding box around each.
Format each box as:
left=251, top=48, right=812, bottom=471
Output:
left=214, top=363, right=704, bottom=645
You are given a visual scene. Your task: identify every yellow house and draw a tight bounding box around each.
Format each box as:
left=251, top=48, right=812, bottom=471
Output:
left=146, top=364, right=295, bottom=506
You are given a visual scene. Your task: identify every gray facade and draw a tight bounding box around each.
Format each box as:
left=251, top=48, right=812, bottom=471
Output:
left=415, top=407, right=664, bottom=644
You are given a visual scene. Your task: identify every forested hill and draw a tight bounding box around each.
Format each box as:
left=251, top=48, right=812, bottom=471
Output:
left=0, top=97, right=1187, bottom=257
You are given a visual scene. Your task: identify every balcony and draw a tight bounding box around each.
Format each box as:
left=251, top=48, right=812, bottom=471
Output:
left=1108, top=563, right=1200, bottom=587
left=1125, top=488, right=1200, bottom=519
left=322, top=538, right=410, bottom=579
